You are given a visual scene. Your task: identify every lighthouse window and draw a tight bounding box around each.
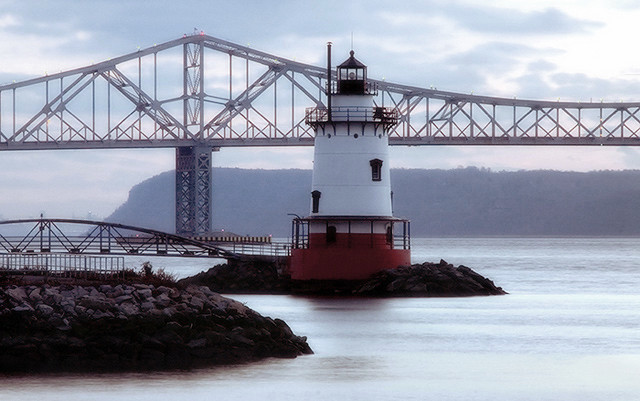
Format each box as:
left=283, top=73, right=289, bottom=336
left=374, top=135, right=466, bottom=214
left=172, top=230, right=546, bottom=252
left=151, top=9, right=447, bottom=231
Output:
left=311, top=190, right=321, bottom=213
left=370, top=159, right=383, bottom=181
left=326, top=225, right=337, bottom=244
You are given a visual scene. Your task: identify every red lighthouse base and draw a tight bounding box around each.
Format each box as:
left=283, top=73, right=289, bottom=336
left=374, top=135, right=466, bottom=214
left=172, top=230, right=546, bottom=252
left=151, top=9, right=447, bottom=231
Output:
left=289, top=232, right=411, bottom=281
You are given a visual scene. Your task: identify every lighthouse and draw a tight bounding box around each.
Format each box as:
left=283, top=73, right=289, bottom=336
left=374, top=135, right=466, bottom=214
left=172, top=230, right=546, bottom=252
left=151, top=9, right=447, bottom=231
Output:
left=289, top=45, right=411, bottom=286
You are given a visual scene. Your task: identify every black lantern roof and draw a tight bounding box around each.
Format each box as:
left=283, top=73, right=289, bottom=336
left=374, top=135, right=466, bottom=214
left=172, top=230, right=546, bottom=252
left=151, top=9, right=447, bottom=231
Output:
left=338, top=50, right=366, bottom=69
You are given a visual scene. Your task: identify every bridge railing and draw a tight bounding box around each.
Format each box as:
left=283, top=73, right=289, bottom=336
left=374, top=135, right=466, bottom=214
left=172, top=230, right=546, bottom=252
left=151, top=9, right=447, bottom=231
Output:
left=0, top=219, right=238, bottom=259
left=0, top=253, right=126, bottom=278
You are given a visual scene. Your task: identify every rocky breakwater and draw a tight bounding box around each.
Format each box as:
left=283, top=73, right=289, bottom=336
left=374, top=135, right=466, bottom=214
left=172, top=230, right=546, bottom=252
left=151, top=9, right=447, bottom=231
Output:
left=183, top=259, right=506, bottom=296
left=178, top=260, right=287, bottom=294
left=354, top=260, right=507, bottom=296
left=0, top=284, right=312, bottom=373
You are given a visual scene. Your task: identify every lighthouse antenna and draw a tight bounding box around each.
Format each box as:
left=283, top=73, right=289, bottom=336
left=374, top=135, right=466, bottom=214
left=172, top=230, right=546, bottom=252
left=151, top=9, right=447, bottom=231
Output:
left=327, top=41, right=332, bottom=122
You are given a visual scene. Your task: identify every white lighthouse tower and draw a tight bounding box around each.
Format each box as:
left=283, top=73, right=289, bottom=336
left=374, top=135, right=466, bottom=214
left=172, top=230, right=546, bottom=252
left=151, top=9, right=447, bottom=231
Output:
left=290, top=46, right=411, bottom=286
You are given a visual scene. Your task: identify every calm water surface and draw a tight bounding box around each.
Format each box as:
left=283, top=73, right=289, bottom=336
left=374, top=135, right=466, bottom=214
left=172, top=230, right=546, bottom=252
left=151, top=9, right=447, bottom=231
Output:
left=2, top=237, right=639, bottom=401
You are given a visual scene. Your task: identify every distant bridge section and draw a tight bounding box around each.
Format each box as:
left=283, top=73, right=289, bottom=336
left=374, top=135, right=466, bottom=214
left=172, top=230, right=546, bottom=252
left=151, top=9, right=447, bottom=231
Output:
left=2, top=35, right=640, bottom=234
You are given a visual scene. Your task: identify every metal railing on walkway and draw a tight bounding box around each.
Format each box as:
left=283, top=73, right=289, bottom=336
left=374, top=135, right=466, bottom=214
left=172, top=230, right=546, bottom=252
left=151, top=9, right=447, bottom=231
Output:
left=217, top=240, right=291, bottom=259
left=0, top=253, right=126, bottom=278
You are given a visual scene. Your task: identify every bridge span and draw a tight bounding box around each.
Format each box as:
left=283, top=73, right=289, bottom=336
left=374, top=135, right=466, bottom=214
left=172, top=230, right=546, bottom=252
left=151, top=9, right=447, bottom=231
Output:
left=0, top=218, right=284, bottom=260
left=0, top=218, right=291, bottom=279
left=2, top=34, right=640, bottom=234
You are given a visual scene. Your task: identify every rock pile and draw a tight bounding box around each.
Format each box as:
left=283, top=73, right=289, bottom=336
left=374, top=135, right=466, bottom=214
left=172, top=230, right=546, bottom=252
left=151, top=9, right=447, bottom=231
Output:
left=0, top=283, right=312, bottom=373
left=355, top=260, right=507, bottom=296
left=184, top=260, right=506, bottom=297
left=178, top=260, right=288, bottom=293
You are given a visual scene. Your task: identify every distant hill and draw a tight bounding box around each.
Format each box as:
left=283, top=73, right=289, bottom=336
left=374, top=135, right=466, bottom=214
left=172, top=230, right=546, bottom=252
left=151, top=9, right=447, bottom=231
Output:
left=106, top=167, right=640, bottom=236
left=107, top=168, right=311, bottom=236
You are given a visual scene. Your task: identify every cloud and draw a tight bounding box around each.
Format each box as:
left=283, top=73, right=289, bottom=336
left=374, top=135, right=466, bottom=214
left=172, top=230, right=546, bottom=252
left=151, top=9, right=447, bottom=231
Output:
left=0, top=14, right=20, bottom=28
left=444, top=41, right=540, bottom=75
left=377, top=2, right=599, bottom=36
left=527, top=59, right=557, bottom=73
left=0, top=149, right=174, bottom=219
left=391, top=146, right=640, bottom=172
left=213, top=147, right=313, bottom=170
left=0, top=29, right=97, bottom=78
left=454, top=6, right=601, bottom=35
left=511, top=71, right=639, bottom=102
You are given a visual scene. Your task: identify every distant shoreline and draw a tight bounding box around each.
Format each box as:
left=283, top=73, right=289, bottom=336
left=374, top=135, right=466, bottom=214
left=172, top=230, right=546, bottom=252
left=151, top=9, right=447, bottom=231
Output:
left=106, top=167, right=640, bottom=237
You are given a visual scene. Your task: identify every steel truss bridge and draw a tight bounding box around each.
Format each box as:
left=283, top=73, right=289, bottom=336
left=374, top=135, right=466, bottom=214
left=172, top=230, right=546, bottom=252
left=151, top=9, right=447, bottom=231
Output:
left=2, top=34, right=640, bottom=234
left=0, top=218, right=238, bottom=259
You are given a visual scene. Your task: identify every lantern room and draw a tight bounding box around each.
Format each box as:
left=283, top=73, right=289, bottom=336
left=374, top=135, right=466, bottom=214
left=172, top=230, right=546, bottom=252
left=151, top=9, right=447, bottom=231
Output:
left=337, top=50, right=367, bottom=95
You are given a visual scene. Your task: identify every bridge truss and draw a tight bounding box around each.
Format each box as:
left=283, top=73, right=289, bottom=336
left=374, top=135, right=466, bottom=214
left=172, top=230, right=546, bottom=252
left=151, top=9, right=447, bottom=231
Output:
left=0, top=218, right=237, bottom=259
left=2, top=34, right=640, bottom=233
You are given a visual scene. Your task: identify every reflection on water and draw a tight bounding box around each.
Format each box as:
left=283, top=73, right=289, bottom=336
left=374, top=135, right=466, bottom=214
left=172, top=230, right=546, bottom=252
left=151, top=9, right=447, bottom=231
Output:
left=2, top=238, right=640, bottom=401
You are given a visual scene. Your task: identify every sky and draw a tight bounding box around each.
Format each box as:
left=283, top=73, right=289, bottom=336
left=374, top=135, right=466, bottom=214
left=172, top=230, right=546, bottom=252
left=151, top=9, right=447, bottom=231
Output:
left=3, top=0, right=640, bottom=220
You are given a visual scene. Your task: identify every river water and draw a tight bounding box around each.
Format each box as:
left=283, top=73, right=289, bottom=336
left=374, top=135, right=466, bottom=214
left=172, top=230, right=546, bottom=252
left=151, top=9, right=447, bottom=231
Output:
left=1, top=237, right=639, bottom=401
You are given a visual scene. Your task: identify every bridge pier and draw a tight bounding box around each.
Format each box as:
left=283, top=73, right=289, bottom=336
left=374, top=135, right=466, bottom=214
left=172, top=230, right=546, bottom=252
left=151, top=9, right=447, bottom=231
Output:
left=175, top=146, right=212, bottom=235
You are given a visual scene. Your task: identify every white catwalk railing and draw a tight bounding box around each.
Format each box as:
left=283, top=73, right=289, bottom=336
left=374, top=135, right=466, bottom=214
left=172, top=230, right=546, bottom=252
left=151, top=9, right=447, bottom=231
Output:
left=217, top=240, right=291, bottom=259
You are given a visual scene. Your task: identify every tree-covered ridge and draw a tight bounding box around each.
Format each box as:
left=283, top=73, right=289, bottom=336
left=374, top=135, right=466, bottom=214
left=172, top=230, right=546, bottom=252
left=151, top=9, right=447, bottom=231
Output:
left=107, top=167, right=640, bottom=236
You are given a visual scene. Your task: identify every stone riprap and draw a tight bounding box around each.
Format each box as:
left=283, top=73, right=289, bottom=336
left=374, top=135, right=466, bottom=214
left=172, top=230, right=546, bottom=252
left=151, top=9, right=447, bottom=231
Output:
left=354, top=260, right=507, bottom=296
left=178, top=260, right=286, bottom=294
left=0, top=284, right=312, bottom=373
left=183, top=260, right=506, bottom=297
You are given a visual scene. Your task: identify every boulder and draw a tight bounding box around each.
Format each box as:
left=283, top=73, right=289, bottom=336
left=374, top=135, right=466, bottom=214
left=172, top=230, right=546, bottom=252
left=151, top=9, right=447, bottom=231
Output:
left=35, top=304, right=54, bottom=317
left=6, top=287, right=28, bottom=304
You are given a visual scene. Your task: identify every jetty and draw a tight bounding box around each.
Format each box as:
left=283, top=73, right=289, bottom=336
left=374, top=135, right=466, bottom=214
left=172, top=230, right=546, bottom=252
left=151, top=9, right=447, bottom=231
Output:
left=0, top=282, right=311, bottom=373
